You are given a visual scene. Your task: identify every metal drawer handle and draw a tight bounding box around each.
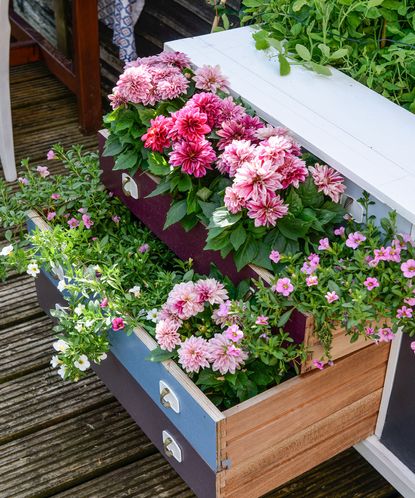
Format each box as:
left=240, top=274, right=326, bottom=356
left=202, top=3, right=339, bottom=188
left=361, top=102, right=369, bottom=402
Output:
left=163, top=436, right=174, bottom=458
left=121, top=173, right=139, bottom=199
left=162, top=430, right=182, bottom=462
left=159, top=381, right=180, bottom=413
left=160, top=387, right=171, bottom=409
left=121, top=176, right=132, bottom=197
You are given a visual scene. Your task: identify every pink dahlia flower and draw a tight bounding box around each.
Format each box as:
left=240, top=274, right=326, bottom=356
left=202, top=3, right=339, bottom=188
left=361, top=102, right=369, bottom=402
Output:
left=142, top=115, right=172, bottom=152
left=194, top=278, right=228, bottom=305
left=166, top=281, right=204, bottom=320
left=223, top=186, right=246, bottom=214
left=155, top=319, right=181, bottom=351
left=255, top=125, right=289, bottom=141
left=217, top=140, right=256, bottom=177
left=193, top=64, right=230, bottom=93
left=279, top=155, right=308, bottom=189
left=272, top=277, right=294, bottom=297
left=247, top=193, right=289, bottom=227
left=178, top=336, right=210, bottom=373
left=216, top=96, right=246, bottom=126
left=256, top=135, right=294, bottom=166
left=309, top=164, right=345, bottom=203
left=116, top=66, right=152, bottom=103
left=233, top=160, right=282, bottom=200
left=169, top=139, right=216, bottom=178
left=217, top=120, right=259, bottom=150
left=185, top=92, right=223, bottom=128
left=208, top=333, right=248, bottom=375
left=170, top=107, right=211, bottom=141
left=158, top=51, right=191, bottom=69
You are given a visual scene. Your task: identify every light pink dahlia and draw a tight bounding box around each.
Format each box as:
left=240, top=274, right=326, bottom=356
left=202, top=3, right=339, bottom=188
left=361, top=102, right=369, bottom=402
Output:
left=158, top=51, right=191, bottom=69
left=208, top=333, right=248, bottom=375
left=116, top=66, right=152, bottom=103
left=309, top=164, right=345, bottom=203
left=166, top=281, right=204, bottom=320
left=155, top=319, right=181, bottom=351
left=217, top=120, right=258, bottom=150
left=279, top=155, right=308, bottom=189
left=169, top=139, right=216, bottom=178
left=178, top=336, right=210, bottom=373
left=223, top=186, right=246, bottom=214
left=193, top=65, right=230, bottom=93
left=247, top=193, right=288, bottom=227
left=217, top=140, right=256, bottom=177
left=194, top=278, right=228, bottom=305
left=233, top=160, right=282, bottom=200
left=256, top=135, right=295, bottom=166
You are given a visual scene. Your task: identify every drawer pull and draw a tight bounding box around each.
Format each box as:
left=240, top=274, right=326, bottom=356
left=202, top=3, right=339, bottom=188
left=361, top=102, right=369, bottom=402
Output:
left=121, top=173, right=139, bottom=199
left=159, top=381, right=180, bottom=413
left=162, top=430, right=182, bottom=462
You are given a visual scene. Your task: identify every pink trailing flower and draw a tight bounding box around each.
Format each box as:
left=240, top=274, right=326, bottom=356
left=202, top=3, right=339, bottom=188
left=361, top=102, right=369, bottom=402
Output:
left=170, top=107, right=211, bottom=141
left=378, top=327, right=395, bottom=343
left=99, top=298, right=108, bottom=308
left=247, top=193, right=289, bottom=227
left=301, top=262, right=315, bottom=275
left=18, top=177, right=29, bottom=185
left=208, top=333, right=248, bottom=375
left=272, top=277, right=294, bottom=297
left=169, top=139, right=216, bottom=178
left=334, top=226, right=345, bottom=236
left=233, top=160, right=282, bottom=200
left=404, top=297, right=415, bottom=306
left=308, top=253, right=320, bottom=266
left=365, top=326, right=375, bottom=336
left=269, top=250, right=281, bottom=264
left=309, top=164, right=345, bottom=203
left=364, top=277, right=379, bottom=291
left=185, top=92, right=223, bottom=128
left=112, top=215, right=121, bottom=224
left=112, top=317, right=125, bottom=331
left=385, top=246, right=401, bottom=263
left=193, top=65, right=230, bottom=93
left=306, top=275, right=319, bottom=286
left=345, top=232, right=366, bottom=249
left=396, top=306, right=413, bottom=319
left=373, top=247, right=388, bottom=262
left=312, top=359, right=325, bottom=370
left=256, top=315, right=269, bottom=325
left=278, top=155, right=308, bottom=189
left=138, top=243, right=150, bottom=253
left=411, top=341, right=415, bottom=353
left=36, top=166, right=50, bottom=177
left=217, top=140, right=256, bottom=177
left=401, top=259, right=415, bottom=278
left=156, top=319, right=181, bottom=351
left=224, top=324, right=244, bottom=343
left=178, top=336, right=210, bottom=373
left=67, top=217, right=79, bottom=229
left=325, top=291, right=339, bottom=303
left=141, top=115, right=171, bottom=152
left=223, top=187, right=246, bottom=214
left=166, top=281, right=204, bottom=320
left=318, top=238, right=330, bottom=251
left=82, top=214, right=94, bottom=229
left=46, top=211, right=56, bottom=221
left=51, top=193, right=60, bottom=200
left=78, top=208, right=88, bottom=214
left=47, top=150, right=56, bottom=160
left=194, top=278, right=228, bottom=305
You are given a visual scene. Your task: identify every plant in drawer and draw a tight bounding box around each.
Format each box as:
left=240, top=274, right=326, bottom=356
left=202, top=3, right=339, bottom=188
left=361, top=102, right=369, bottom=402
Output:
left=102, top=51, right=346, bottom=272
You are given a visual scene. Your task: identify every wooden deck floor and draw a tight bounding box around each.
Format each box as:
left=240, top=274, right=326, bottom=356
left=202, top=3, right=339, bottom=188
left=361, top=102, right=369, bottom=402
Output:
left=0, top=62, right=402, bottom=498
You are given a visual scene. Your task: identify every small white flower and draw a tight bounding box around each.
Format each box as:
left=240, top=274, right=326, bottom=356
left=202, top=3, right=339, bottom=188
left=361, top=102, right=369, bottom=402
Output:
left=57, top=364, right=67, bottom=379
left=98, top=352, right=108, bottom=362
left=27, top=262, right=40, bottom=278
left=0, top=244, right=13, bottom=256
left=105, top=316, right=112, bottom=326
left=74, top=303, right=85, bottom=316
left=74, top=322, right=83, bottom=332
left=146, top=308, right=159, bottom=323
left=85, top=319, right=94, bottom=328
left=50, top=355, right=61, bottom=368
left=53, top=339, right=69, bottom=352
left=57, top=280, right=66, bottom=292
left=74, top=354, right=90, bottom=372
left=129, top=285, right=141, bottom=298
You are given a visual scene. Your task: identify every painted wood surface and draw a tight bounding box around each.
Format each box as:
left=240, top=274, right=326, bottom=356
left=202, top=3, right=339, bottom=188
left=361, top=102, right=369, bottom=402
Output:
left=166, top=27, right=415, bottom=225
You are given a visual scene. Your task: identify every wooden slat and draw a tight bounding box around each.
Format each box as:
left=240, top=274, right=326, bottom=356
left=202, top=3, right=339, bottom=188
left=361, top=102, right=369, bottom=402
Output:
left=53, top=454, right=195, bottom=498
left=0, top=315, right=54, bottom=382
left=10, top=74, right=73, bottom=109
left=224, top=391, right=382, bottom=497
left=0, top=401, right=156, bottom=498
left=0, top=275, right=43, bottom=328
left=0, top=367, right=113, bottom=444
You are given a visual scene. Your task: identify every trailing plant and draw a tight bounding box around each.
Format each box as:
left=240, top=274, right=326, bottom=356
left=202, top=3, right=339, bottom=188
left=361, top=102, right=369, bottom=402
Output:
left=239, top=0, right=415, bottom=111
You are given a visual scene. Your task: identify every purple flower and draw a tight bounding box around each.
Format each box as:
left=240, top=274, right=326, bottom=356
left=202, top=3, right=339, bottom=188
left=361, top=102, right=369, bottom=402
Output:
left=47, top=150, right=56, bottom=160
left=82, top=214, right=94, bottom=229
left=47, top=211, right=56, bottom=221
left=255, top=315, right=269, bottom=325
left=112, top=215, right=121, bottom=224
left=345, top=232, right=366, bottom=249
left=67, top=217, right=79, bottom=229
left=269, top=250, right=281, bottom=264
left=363, top=277, right=379, bottom=291
left=18, top=177, right=29, bottom=185
left=312, top=359, right=325, bottom=370
left=138, top=243, right=150, bottom=254
left=51, top=193, right=60, bottom=200
left=99, top=298, right=108, bottom=308
left=334, top=226, right=345, bottom=236
left=411, top=341, right=415, bottom=353
left=318, top=238, right=330, bottom=251
left=112, top=317, right=125, bottom=331
left=36, top=165, right=50, bottom=177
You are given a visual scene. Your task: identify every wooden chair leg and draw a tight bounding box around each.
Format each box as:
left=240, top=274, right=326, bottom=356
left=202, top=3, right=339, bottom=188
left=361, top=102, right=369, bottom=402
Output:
left=0, top=1, right=17, bottom=182
left=72, top=0, right=102, bottom=134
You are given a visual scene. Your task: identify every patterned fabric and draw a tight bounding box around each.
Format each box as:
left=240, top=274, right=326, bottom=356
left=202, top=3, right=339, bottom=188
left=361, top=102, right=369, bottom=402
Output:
left=99, top=0, right=145, bottom=62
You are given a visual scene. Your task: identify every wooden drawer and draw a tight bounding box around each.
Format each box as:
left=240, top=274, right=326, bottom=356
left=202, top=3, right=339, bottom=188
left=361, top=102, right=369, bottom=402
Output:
left=34, top=265, right=390, bottom=498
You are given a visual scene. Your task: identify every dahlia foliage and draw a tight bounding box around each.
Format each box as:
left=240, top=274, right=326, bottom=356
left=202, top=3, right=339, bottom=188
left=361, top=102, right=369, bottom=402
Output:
left=105, top=51, right=347, bottom=270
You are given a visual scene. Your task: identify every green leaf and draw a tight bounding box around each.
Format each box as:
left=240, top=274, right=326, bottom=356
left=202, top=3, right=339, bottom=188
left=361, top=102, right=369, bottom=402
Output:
left=181, top=215, right=199, bottom=232
left=209, top=207, right=241, bottom=229
left=146, top=347, right=175, bottom=362
left=330, top=48, right=348, bottom=60
left=234, top=237, right=259, bottom=271
left=230, top=224, right=247, bottom=251
left=222, top=13, right=230, bottom=30
left=164, top=199, right=188, bottom=229
left=278, top=217, right=310, bottom=240
left=146, top=180, right=171, bottom=198
left=103, top=136, right=124, bottom=157
left=278, top=53, right=291, bottom=76
left=285, top=189, right=303, bottom=216
left=177, top=175, right=193, bottom=192
left=196, top=187, right=212, bottom=201
left=5, top=230, right=12, bottom=241
left=198, top=201, right=217, bottom=221
left=292, top=0, right=308, bottom=12
left=147, top=152, right=170, bottom=176
left=136, top=107, right=156, bottom=127
left=251, top=242, right=273, bottom=270
left=277, top=308, right=294, bottom=327
left=328, top=280, right=342, bottom=297
left=244, top=0, right=263, bottom=8
left=310, top=62, right=332, bottom=76
left=318, top=43, right=331, bottom=58
left=297, top=177, right=324, bottom=208
left=113, top=150, right=139, bottom=171
left=295, top=44, right=311, bottom=61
